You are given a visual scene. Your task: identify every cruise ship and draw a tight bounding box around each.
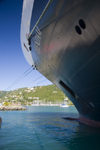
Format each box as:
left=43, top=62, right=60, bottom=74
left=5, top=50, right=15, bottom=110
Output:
left=21, top=0, right=100, bottom=127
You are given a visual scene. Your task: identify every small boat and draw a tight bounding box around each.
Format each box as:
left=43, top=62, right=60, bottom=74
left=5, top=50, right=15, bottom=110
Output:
left=60, top=98, right=69, bottom=107
left=60, top=104, right=69, bottom=108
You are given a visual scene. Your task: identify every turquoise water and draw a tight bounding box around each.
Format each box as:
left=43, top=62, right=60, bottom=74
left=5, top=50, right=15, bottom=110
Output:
left=0, top=106, right=100, bottom=150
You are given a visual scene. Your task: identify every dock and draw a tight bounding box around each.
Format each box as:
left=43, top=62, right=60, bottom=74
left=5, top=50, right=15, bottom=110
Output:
left=0, top=105, right=26, bottom=111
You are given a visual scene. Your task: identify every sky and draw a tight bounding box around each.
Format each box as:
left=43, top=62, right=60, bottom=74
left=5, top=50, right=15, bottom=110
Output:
left=0, top=0, right=52, bottom=91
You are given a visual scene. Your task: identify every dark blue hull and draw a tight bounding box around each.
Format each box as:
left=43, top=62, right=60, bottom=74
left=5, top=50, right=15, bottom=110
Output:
left=21, top=0, right=100, bottom=127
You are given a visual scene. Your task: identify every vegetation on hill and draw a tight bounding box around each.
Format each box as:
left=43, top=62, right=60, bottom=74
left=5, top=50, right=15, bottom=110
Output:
left=0, top=85, right=73, bottom=105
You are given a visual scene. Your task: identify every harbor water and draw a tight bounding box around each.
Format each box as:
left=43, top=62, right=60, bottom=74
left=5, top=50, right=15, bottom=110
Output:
left=0, top=106, right=100, bottom=150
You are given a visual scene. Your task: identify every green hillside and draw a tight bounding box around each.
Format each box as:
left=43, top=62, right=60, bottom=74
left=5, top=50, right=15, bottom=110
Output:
left=0, top=85, right=73, bottom=105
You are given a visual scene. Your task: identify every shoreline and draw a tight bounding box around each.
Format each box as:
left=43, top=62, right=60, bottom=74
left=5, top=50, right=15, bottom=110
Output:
left=31, top=103, right=61, bottom=106
left=0, top=104, right=73, bottom=111
left=30, top=103, right=73, bottom=107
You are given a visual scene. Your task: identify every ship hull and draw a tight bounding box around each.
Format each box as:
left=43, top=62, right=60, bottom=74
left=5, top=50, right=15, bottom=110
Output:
left=21, top=0, right=100, bottom=127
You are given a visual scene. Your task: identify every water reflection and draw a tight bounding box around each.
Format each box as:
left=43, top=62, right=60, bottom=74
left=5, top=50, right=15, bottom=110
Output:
left=0, top=106, right=100, bottom=150
left=28, top=111, right=100, bottom=150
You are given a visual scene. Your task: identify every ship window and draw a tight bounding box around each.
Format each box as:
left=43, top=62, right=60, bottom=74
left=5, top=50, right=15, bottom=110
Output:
left=75, top=25, right=82, bottom=35
left=30, top=0, right=49, bottom=31
left=79, top=19, right=86, bottom=29
left=59, top=80, right=76, bottom=98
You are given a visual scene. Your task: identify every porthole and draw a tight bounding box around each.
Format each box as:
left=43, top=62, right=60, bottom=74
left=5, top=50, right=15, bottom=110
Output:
left=79, top=19, right=86, bottom=29
left=75, top=25, right=82, bottom=35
